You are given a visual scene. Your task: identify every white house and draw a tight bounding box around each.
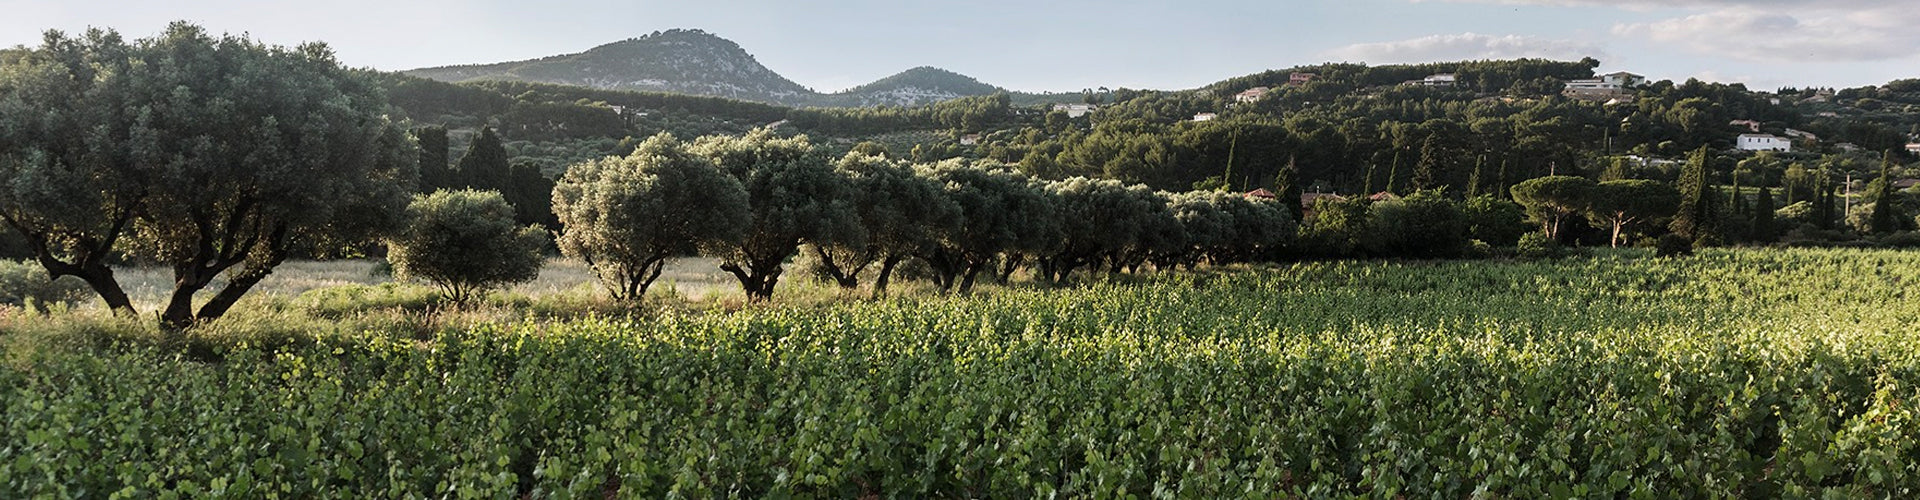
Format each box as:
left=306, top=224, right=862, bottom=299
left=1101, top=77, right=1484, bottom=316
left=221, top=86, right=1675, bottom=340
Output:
left=1405, top=73, right=1457, bottom=87
left=1599, top=71, right=1646, bottom=88
left=1052, top=103, right=1097, bottom=118
left=1737, top=134, right=1791, bottom=152
left=1192, top=112, right=1218, bottom=122
left=1907, top=143, right=1920, bottom=154
left=1234, top=87, right=1271, bottom=103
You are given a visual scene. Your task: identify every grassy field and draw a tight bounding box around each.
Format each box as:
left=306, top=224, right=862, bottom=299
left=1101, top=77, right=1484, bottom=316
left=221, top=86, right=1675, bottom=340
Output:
left=4, top=248, right=1920, bottom=497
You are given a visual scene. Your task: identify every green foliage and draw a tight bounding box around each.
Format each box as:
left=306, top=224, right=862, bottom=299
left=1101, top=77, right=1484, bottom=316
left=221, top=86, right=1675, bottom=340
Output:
left=1654, top=233, right=1694, bottom=257
left=1367, top=190, right=1468, bottom=258
left=1588, top=179, right=1682, bottom=247
left=0, top=259, right=84, bottom=308
left=0, top=24, right=418, bottom=326
left=692, top=129, right=859, bottom=301
left=917, top=160, right=1063, bottom=293
left=552, top=133, right=750, bottom=301
left=1515, top=232, right=1561, bottom=259
left=1672, top=146, right=1719, bottom=242
left=813, top=152, right=960, bottom=294
left=11, top=250, right=1920, bottom=496
left=1510, top=176, right=1596, bottom=241
left=1461, top=195, right=1529, bottom=247
left=413, top=126, right=453, bottom=193
left=456, top=127, right=511, bottom=191
left=386, top=190, right=548, bottom=305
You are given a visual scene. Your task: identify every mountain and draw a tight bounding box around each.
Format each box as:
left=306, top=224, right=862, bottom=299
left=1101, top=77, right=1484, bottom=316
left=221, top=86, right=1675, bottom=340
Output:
left=821, top=67, right=1003, bottom=107
left=405, top=30, right=1009, bottom=108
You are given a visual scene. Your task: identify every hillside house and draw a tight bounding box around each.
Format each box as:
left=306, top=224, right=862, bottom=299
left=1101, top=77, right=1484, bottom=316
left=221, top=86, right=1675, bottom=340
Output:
left=1404, top=74, right=1457, bottom=87
left=1907, top=143, right=1920, bottom=154
left=1784, top=128, right=1818, bottom=141
left=1235, top=87, right=1271, bottom=103
left=1299, top=192, right=1346, bottom=220
left=1729, top=120, right=1762, bottom=132
left=960, top=134, right=981, bottom=146
left=1192, top=112, right=1218, bottom=122
left=1244, top=188, right=1276, bottom=200
left=1052, top=103, right=1097, bottom=118
left=1737, top=134, right=1791, bottom=152
left=1289, top=72, right=1318, bottom=85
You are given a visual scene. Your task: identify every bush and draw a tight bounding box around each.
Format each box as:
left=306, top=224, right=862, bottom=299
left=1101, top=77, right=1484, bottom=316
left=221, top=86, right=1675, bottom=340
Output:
left=0, top=260, right=86, bottom=308
left=387, top=190, right=550, bottom=305
left=1516, top=232, right=1561, bottom=259
left=1655, top=234, right=1695, bottom=257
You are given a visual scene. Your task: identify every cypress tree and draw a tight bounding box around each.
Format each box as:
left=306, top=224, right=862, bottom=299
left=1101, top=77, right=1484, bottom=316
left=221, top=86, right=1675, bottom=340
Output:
left=1385, top=149, right=1402, bottom=195
left=1274, top=156, right=1303, bottom=220
left=414, top=126, right=450, bottom=193
left=1671, top=146, right=1718, bottom=242
left=1753, top=185, right=1776, bottom=243
left=456, top=127, right=511, bottom=191
left=1870, top=150, right=1900, bottom=234
left=1411, top=133, right=1440, bottom=192
left=1466, top=155, right=1485, bottom=198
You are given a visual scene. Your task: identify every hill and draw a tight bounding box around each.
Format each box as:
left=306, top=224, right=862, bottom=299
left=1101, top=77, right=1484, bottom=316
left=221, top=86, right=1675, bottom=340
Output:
left=404, top=29, right=1026, bottom=108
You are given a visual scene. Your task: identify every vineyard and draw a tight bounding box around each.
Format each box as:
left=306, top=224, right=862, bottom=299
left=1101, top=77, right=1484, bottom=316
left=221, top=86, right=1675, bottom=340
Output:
left=5, top=248, right=1920, bottom=497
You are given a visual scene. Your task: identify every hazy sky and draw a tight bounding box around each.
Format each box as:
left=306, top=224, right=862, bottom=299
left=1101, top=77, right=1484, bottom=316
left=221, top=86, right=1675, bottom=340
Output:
left=3, top=0, right=1915, bottom=93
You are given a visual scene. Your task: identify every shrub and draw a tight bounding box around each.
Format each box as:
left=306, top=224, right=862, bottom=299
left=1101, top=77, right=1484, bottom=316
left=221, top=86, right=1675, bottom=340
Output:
left=1516, top=232, right=1561, bottom=259
left=386, top=190, right=549, bottom=305
left=1655, top=234, right=1695, bottom=257
left=0, top=259, right=86, bottom=308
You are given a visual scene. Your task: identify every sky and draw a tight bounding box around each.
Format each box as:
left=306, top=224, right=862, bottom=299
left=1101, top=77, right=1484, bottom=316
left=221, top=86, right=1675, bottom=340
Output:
left=2, top=0, right=1915, bottom=94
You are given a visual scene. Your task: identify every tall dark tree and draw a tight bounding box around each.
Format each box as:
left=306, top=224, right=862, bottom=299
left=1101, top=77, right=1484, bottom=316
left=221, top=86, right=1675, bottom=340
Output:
left=457, top=127, right=510, bottom=191
left=414, top=126, right=451, bottom=192
left=1869, top=151, right=1900, bottom=234
left=1752, top=185, right=1777, bottom=243
left=1671, top=146, right=1718, bottom=242
left=503, top=162, right=557, bottom=229
left=1273, top=156, right=1303, bottom=220
left=1411, top=133, right=1441, bottom=192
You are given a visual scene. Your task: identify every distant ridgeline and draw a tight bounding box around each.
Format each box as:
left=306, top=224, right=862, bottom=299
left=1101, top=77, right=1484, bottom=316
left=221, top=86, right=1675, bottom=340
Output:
left=378, top=49, right=1920, bottom=199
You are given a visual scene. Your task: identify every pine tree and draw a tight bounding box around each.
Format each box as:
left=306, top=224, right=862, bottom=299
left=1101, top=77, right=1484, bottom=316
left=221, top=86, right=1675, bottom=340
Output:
left=414, top=126, right=451, bottom=193
left=1671, top=146, right=1718, bottom=242
left=1385, top=149, right=1402, bottom=195
left=456, top=127, right=511, bottom=191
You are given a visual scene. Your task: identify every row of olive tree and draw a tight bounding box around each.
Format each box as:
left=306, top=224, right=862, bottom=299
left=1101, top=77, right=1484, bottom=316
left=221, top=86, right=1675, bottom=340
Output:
left=551, top=128, right=1296, bottom=302
left=0, top=24, right=415, bottom=328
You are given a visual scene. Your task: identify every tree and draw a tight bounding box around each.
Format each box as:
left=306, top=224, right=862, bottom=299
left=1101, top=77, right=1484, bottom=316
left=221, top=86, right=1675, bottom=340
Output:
left=503, top=161, right=557, bottom=229
left=1461, top=195, right=1529, bottom=246
left=1411, top=133, right=1441, bottom=191
left=457, top=127, right=510, bottom=191
left=1752, top=185, right=1777, bottom=242
left=692, top=129, right=858, bottom=301
left=415, top=126, right=452, bottom=192
left=917, top=161, right=1061, bottom=294
left=811, top=152, right=958, bottom=296
left=1869, top=151, right=1901, bottom=234
left=1510, top=176, right=1595, bottom=242
left=552, top=133, right=750, bottom=302
left=1040, top=177, right=1162, bottom=283
left=1, top=24, right=418, bottom=327
left=1367, top=189, right=1467, bottom=258
left=1671, top=146, right=1718, bottom=242
left=1587, top=179, right=1681, bottom=248
left=1273, top=156, right=1303, bottom=220
left=387, top=190, right=547, bottom=305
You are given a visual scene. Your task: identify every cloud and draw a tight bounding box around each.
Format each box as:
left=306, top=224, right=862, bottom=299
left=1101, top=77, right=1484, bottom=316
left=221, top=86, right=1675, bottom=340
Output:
left=1613, top=6, right=1920, bottom=62
left=1324, top=33, right=1606, bottom=63
left=1418, top=0, right=1900, bottom=7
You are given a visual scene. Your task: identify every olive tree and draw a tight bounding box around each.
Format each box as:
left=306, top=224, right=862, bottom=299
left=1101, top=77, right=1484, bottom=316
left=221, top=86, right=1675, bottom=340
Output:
left=811, top=152, right=958, bottom=296
left=691, top=129, right=858, bottom=301
left=1587, top=179, right=1680, bottom=247
left=552, top=133, right=749, bottom=302
left=1510, top=175, right=1595, bottom=242
left=1040, top=177, right=1163, bottom=283
left=917, top=161, right=1061, bottom=294
left=0, top=24, right=417, bottom=327
left=387, top=190, right=547, bottom=305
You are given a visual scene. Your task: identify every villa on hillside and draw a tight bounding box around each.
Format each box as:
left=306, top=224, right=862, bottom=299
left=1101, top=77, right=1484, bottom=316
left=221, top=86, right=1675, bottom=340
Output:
left=1289, top=72, right=1318, bottom=85
left=1404, top=74, right=1457, bottom=87
left=1235, top=87, right=1271, bottom=103
left=1737, top=134, right=1791, bottom=152
left=1192, top=112, right=1218, bottom=122
left=1729, top=120, right=1761, bottom=132
left=1563, top=71, right=1645, bottom=102
left=1052, top=103, right=1098, bottom=118
left=1906, top=143, right=1920, bottom=154
left=1784, top=128, right=1818, bottom=141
